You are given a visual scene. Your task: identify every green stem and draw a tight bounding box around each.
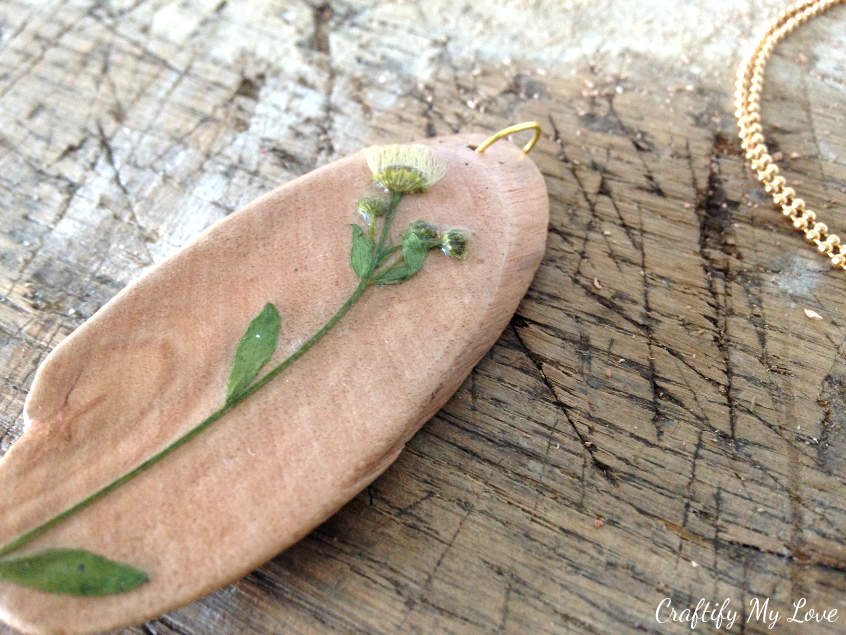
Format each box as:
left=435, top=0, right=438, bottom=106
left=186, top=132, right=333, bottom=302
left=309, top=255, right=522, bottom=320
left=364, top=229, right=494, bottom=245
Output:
left=376, top=191, right=403, bottom=259
left=376, top=244, right=401, bottom=267
left=378, top=254, right=405, bottom=274
left=0, top=278, right=375, bottom=559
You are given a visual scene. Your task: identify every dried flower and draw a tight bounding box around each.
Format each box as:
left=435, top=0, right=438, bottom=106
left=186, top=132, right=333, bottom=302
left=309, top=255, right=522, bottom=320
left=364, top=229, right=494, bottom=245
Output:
left=407, top=220, right=439, bottom=242
left=363, top=144, right=446, bottom=193
left=441, top=228, right=469, bottom=260
left=356, top=196, right=388, bottom=220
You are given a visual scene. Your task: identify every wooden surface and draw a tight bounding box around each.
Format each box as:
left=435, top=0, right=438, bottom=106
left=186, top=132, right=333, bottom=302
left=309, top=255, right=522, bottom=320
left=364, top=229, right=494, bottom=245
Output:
left=1, top=1, right=844, bottom=633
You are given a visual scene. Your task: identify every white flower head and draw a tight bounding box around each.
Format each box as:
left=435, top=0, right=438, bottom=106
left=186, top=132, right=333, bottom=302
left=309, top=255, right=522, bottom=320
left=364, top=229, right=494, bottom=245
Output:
left=363, top=144, right=447, bottom=193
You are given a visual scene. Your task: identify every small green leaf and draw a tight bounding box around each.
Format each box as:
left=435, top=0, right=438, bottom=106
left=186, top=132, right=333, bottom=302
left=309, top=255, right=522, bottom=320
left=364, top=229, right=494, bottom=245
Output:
left=374, top=265, right=412, bottom=285
left=402, top=232, right=428, bottom=276
left=226, top=303, right=280, bottom=403
left=350, top=225, right=374, bottom=278
left=0, top=549, right=148, bottom=596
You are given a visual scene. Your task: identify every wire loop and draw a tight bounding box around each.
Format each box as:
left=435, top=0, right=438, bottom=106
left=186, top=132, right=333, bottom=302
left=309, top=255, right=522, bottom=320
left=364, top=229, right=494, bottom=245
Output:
left=475, top=122, right=541, bottom=155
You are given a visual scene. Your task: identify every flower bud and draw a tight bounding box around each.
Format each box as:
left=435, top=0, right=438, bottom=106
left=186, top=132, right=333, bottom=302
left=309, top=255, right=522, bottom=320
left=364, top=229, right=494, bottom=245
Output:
left=356, top=196, right=388, bottom=220
left=441, top=229, right=469, bottom=261
left=407, top=220, right=439, bottom=242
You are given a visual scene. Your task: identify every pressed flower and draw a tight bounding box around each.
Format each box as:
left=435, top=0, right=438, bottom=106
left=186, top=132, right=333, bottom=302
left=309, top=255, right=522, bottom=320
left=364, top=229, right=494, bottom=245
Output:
left=363, top=144, right=446, bottom=193
left=441, top=229, right=469, bottom=260
left=407, top=220, right=439, bottom=242
left=356, top=196, right=388, bottom=220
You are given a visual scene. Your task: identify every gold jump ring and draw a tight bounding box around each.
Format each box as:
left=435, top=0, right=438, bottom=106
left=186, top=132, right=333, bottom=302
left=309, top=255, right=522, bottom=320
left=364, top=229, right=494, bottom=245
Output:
left=475, top=121, right=541, bottom=155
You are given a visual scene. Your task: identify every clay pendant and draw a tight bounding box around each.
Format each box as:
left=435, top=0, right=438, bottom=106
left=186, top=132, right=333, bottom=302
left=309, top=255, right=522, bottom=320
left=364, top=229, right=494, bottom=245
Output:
left=0, top=127, right=548, bottom=634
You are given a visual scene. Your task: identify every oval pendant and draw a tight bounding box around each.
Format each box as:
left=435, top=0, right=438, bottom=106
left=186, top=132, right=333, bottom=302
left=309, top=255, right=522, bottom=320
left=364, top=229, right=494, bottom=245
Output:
left=0, top=130, right=548, bottom=633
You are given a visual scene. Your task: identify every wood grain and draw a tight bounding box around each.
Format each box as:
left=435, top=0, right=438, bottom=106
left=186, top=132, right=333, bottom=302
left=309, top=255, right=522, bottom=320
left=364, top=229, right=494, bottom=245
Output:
left=1, top=1, right=844, bottom=633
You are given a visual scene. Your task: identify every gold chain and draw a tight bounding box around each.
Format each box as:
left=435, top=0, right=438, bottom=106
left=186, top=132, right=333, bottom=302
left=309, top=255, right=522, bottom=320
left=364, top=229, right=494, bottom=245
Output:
left=734, top=0, right=844, bottom=269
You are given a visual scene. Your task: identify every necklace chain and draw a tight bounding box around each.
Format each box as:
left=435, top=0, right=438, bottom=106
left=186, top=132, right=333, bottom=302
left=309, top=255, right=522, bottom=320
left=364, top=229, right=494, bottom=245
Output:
left=735, top=0, right=844, bottom=269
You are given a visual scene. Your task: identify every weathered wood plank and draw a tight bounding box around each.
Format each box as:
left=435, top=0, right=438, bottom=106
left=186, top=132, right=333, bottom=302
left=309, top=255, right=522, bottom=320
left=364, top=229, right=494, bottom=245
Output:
left=1, top=1, right=844, bottom=633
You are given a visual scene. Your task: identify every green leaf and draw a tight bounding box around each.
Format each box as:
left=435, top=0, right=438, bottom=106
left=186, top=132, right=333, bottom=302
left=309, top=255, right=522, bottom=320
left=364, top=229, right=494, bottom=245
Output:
left=374, top=264, right=412, bottom=285
left=402, top=232, right=428, bottom=276
left=0, top=549, right=148, bottom=596
left=350, top=225, right=374, bottom=278
left=226, top=303, right=280, bottom=403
